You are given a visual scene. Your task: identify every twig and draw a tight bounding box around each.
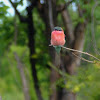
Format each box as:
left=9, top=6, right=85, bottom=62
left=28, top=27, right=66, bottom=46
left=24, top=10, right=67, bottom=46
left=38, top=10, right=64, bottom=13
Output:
left=61, top=46, right=100, bottom=61
left=49, top=45, right=100, bottom=61
left=72, top=52, right=94, bottom=63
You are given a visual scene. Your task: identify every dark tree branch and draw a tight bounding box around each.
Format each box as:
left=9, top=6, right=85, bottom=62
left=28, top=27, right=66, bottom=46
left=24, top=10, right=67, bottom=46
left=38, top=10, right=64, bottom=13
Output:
left=9, top=0, right=27, bottom=23
left=57, top=0, right=74, bottom=12
left=26, top=8, right=43, bottom=100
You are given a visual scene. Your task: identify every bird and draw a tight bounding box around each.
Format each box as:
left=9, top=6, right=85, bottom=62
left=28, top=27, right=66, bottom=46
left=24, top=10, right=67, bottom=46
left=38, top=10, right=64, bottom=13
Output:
left=51, top=26, right=65, bottom=53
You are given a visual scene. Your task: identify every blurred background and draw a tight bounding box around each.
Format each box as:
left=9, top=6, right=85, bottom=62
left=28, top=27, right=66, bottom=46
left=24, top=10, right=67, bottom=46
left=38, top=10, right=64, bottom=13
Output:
left=0, top=0, right=100, bottom=100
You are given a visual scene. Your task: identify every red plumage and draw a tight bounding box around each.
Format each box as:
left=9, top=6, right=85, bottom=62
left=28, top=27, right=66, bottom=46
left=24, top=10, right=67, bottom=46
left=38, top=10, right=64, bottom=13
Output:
left=51, top=30, right=65, bottom=46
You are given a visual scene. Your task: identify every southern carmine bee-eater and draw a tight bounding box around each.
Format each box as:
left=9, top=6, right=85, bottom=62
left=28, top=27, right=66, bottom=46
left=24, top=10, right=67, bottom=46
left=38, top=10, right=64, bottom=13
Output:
left=51, top=26, right=65, bottom=53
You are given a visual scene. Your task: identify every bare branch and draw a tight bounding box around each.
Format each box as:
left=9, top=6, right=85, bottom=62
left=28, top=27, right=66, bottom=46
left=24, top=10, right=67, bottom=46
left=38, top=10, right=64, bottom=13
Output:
left=49, top=45, right=100, bottom=61
left=61, top=46, right=100, bottom=61
left=9, top=0, right=27, bottom=23
left=57, top=0, right=74, bottom=12
left=72, top=52, right=94, bottom=63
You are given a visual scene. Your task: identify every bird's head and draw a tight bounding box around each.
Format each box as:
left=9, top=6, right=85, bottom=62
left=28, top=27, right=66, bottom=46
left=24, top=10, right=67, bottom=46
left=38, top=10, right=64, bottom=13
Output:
left=53, top=26, right=63, bottom=31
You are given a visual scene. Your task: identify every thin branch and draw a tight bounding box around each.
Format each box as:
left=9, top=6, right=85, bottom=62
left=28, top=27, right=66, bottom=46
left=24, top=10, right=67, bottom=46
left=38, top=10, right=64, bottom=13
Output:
left=57, top=0, right=74, bottom=12
left=49, top=45, right=100, bottom=61
left=72, top=52, right=94, bottom=63
left=61, top=46, right=100, bottom=61
left=9, top=0, right=27, bottom=23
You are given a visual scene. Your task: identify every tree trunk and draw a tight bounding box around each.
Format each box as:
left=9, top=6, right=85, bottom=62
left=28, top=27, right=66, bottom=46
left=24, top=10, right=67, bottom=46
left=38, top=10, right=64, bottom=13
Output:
left=26, top=8, right=43, bottom=100
left=38, top=1, right=62, bottom=100
left=61, top=22, right=86, bottom=100
left=38, top=0, right=86, bottom=100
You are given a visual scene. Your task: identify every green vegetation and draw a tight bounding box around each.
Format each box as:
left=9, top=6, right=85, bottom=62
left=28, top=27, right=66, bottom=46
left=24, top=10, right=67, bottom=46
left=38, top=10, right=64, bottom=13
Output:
left=0, top=0, right=100, bottom=100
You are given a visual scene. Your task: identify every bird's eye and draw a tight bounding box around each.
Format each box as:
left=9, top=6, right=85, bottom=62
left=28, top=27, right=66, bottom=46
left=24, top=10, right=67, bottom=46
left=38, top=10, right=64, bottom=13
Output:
left=54, top=29, right=57, bottom=31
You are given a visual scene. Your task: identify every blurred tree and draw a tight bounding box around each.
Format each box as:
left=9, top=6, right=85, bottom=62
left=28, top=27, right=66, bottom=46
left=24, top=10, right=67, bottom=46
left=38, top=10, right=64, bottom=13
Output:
left=0, top=0, right=100, bottom=100
left=7, top=0, right=90, bottom=100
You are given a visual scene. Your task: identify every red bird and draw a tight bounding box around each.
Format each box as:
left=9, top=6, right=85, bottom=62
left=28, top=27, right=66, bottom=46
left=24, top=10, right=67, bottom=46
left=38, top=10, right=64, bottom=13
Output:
left=51, top=27, right=65, bottom=46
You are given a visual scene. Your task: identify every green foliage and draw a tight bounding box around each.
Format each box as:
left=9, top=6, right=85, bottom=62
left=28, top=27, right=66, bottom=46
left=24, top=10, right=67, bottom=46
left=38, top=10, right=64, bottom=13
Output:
left=1, top=0, right=100, bottom=100
left=0, top=53, right=24, bottom=100
left=0, top=2, right=9, bottom=17
left=57, top=0, right=65, bottom=5
left=65, top=64, right=100, bottom=100
left=0, top=17, right=14, bottom=56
